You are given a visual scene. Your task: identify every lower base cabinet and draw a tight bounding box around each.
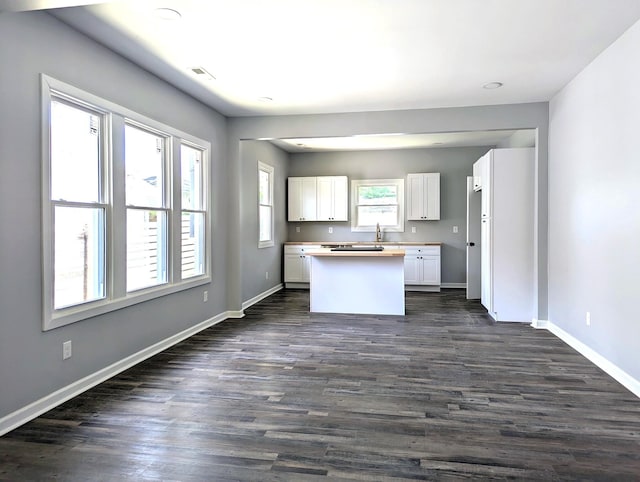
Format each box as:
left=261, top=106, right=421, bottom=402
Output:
left=284, top=245, right=320, bottom=287
left=403, top=246, right=441, bottom=291
left=284, top=244, right=441, bottom=291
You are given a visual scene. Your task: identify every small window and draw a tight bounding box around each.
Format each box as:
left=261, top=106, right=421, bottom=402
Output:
left=351, top=179, right=404, bottom=232
left=258, top=161, right=274, bottom=248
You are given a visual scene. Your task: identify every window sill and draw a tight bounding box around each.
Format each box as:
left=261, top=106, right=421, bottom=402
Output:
left=44, top=275, right=211, bottom=331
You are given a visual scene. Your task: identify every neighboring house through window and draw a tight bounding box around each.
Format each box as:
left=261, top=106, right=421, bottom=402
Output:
left=258, top=161, right=274, bottom=248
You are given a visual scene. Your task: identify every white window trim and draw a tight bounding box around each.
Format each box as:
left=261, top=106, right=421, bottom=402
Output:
left=41, top=75, right=211, bottom=330
left=350, top=178, right=405, bottom=232
left=258, top=161, right=275, bottom=248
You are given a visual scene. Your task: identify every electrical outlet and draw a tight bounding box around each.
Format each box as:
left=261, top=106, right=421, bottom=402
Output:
left=453, top=226, right=459, bottom=233
left=203, top=290, right=208, bottom=302
left=265, top=271, right=269, bottom=280
left=328, top=227, right=333, bottom=234
left=411, top=226, right=417, bottom=234
left=295, top=226, right=300, bottom=233
left=586, top=311, right=591, bottom=326
left=63, top=340, right=72, bottom=360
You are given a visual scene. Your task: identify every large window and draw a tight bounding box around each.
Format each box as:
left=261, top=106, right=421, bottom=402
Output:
left=351, top=179, right=404, bottom=232
left=42, top=75, right=211, bottom=330
left=258, top=161, right=274, bottom=248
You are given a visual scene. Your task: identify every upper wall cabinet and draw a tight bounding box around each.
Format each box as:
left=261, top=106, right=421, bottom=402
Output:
left=472, top=155, right=485, bottom=191
left=316, top=176, right=348, bottom=221
left=288, top=177, right=317, bottom=221
left=406, top=173, right=440, bottom=220
left=288, top=176, right=348, bottom=222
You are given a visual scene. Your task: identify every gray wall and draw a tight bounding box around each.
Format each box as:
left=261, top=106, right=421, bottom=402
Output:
left=0, top=12, right=229, bottom=418
left=239, top=141, right=289, bottom=302
left=229, top=102, right=549, bottom=320
left=548, top=18, right=640, bottom=381
left=286, top=147, right=489, bottom=284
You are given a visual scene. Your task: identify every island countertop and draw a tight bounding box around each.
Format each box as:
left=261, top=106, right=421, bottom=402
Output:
left=284, top=241, right=442, bottom=246
left=305, top=248, right=406, bottom=257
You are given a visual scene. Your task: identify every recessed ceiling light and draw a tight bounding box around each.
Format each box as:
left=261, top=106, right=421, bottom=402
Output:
left=155, top=8, right=181, bottom=21
left=483, top=81, right=503, bottom=90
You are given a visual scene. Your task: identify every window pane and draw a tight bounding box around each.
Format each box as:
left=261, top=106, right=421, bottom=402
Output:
left=127, top=209, right=167, bottom=291
left=357, top=205, right=398, bottom=226
left=259, top=205, right=272, bottom=242
left=357, top=185, right=397, bottom=205
left=51, top=100, right=101, bottom=203
left=54, top=206, right=105, bottom=309
left=181, top=212, right=205, bottom=279
left=259, top=169, right=271, bottom=204
left=125, top=125, right=164, bottom=207
left=181, top=145, right=202, bottom=210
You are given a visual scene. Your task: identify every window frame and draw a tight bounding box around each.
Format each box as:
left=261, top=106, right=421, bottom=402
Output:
left=257, top=161, right=275, bottom=248
left=41, top=75, right=211, bottom=331
left=350, top=178, right=405, bottom=232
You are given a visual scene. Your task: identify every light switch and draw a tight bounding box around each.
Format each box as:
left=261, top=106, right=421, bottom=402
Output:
left=328, top=227, right=333, bottom=234
left=453, top=226, right=459, bottom=233
left=411, top=226, right=417, bottom=234
left=296, top=226, right=300, bottom=233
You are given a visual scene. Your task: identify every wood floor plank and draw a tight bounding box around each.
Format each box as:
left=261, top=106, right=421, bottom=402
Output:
left=1, top=289, right=639, bottom=480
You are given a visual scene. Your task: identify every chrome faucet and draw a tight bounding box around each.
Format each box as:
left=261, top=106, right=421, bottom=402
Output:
left=375, top=222, right=383, bottom=243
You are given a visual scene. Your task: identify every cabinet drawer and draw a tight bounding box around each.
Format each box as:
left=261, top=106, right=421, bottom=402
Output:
left=284, top=245, right=320, bottom=255
left=403, top=246, right=440, bottom=256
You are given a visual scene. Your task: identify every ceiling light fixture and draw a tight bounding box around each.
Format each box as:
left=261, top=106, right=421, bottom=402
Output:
left=258, top=97, right=274, bottom=103
left=154, top=8, right=182, bottom=21
left=483, top=81, right=503, bottom=90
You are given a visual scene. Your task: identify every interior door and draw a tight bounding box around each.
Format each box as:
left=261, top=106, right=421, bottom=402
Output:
left=466, top=177, right=481, bottom=299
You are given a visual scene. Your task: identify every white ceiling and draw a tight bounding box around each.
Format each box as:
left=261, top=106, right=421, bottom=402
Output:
left=6, top=0, right=640, bottom=151
left=271, top=129, right=531, bottom=153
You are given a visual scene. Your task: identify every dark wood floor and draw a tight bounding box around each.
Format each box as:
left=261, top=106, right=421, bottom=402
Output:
left=2, top=290, right=639, bottom=481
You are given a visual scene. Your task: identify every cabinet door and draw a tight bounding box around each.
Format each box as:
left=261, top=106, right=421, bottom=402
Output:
left=302, top=255, right=313, bottom=282
left=407, top=173, right=440, bottom=220
left=424, top=173, right=440, bottom=220
left=288, top=178, right=303, bottom=221
left=421, top=256, right=441, bottom=285
left=480, top=218, right=492, bottom=310
left=472, top=158, right=483, bottom=191
left=316, top=177, right=333, bottom=221
left=403, top=255, right=422, bottom=284
left=288, top=177, right=317, bottom=221
left=284, top=254, right=304, bottom=282
left=300, top=178, right=317, bottom=221
left=406, top=174, right=424, bottom=220
left=331, top=176, right=348, bottom=221
left=480, top=153, right=492, bottom=219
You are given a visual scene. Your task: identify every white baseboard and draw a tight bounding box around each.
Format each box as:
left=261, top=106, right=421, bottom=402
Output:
left=441, top=283, right=466, bottom=289
left=543, top=321, right=640, bottom=399
left=530, top=319, right=549, bottom=329
left=242, top=283, right=283, bottom=311
left=0, top=310, right=237, bottom=436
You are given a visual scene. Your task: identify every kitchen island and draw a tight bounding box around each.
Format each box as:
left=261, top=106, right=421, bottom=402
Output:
left=306, top=247, right=406, bottom=315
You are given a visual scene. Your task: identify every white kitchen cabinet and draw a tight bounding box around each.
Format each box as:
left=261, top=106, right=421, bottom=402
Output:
left=288, top=177, right=317, bottom=221
left=406, top=173, right=440, bottom=220
left=479, top=148, right=534, bottom=322
left=316, top=176, right=348, bottom=221
left=284, top=245, right=320, bottom=287
left=402, top=245, right=441, bottom=291
left=472, top=156, right=484, bottom=191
